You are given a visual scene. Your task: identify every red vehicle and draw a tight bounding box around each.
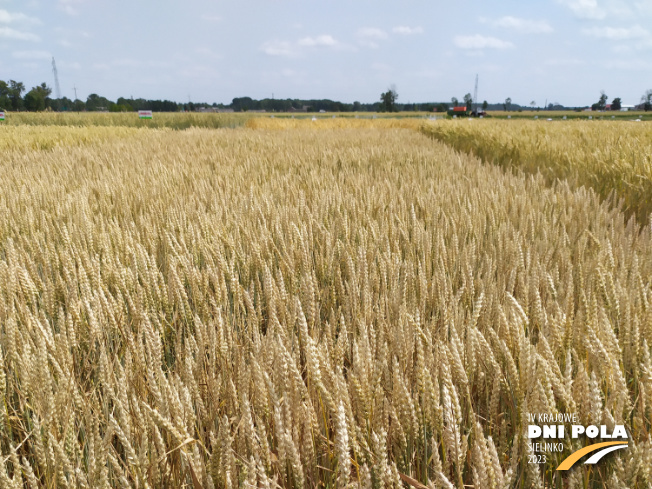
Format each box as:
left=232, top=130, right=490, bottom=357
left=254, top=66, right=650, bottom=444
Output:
left=447, top=106, right=470, bottom=117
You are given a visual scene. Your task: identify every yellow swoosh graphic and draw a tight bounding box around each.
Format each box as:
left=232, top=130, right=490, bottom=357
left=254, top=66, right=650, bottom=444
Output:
left=556, top=441, right=628, bottom=470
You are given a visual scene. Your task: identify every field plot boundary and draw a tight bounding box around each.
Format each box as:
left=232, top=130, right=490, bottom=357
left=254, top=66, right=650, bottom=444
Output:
left=420, top=119, right=652, bottom=225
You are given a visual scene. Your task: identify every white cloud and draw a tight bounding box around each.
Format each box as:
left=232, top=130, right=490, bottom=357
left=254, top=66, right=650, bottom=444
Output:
left=582, top=25, right=650, bottom=40
left=0, top=9, right=41, bottom=24
left=359, top=40, right=379, bottom=48
left=12, top=49, right=50, bottom=59
left=392, top=26, right=424, bottom=35
left=260, top=40, right=297, bottom=57
left=557, top=0, right=606, bottom=19
left=0, top=26, right=39, bottom=41
left=58, top=0, right=84, bottom=16
left=638, top=39, right=652, bottom=50
left=298, top=34, right=339, bottom=47
left=356, top=27, right=387, bottom=48
left=357, top=27, right=388, bottom=39
left=0, top=10, right=40, bottom=43
left=636, top=1, right=652, bottom=14
left=485, top=16, right=553, bottom=34
left=454, top=34, right=514, bottom=50
left=261, top=34, right=346, bottom=57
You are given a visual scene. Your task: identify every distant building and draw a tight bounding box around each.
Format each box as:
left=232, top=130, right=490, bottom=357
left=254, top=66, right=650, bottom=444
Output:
left=288, top=106, right=309, bottom=113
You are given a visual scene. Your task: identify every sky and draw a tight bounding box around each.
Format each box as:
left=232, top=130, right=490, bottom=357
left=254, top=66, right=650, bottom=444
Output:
left=1, top=0, right=651, bottom=107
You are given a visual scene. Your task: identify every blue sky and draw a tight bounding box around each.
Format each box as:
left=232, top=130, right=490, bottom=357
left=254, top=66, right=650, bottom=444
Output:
left=1, top=0, right=651, bottom=106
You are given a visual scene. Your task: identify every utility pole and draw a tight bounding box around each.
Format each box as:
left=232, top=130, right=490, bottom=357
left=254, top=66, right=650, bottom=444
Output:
left=473, top=74, right=479, bottom=114
left=52, top=57, right=62, bottom=100
left=73, top=85, right=78, bottom=101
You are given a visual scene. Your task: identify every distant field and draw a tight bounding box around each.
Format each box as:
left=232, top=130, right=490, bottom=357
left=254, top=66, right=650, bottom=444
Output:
left=0, top=111, right=439, bottom=128
left=486, top=110, right=651, bottom=121
left=0, top=111, right=650, bottom=128
left=0, top=121, right=651, bottom=488
left=245, top=116, right=423, bottom=130
left=0, top=111, right=254, bottom=129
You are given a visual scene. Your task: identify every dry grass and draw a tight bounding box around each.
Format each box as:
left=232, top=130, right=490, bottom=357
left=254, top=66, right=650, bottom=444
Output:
left=420, top=119, right=652, bottom=224
left=0, top=125, right=651, bottom=488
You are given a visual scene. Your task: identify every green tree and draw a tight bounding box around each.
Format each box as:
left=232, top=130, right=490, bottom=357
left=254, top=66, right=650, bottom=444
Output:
left=463, top=93, right=473, bottom=111
left=504, top=97, right=512, bottom=111
left=641, top=90, right=652, bottom=111
left=451, top=97, right=459, bottom=107
left=597, top=90, right=608, bottom=110
left=117, top=97, right=135, bottom=111
left=8, top=80, right=25, bottom=110
left=86, top=93, right=113, bottom=111
left=0, top=80, right=10, bottom=110
left=72, top=99, right=86, bottom=111
left=24, top=83, right=52, bottom=111
left=110, top=104, right=131, bottom=112
left=47, top=97, right=71, bottom=111
left=232, top=97, right=255, bottom=112
left=482, top=100, right=488, bottom=111
left=380, top=86, right=398, bottom=112
left=611, top=97, right=621, bottom=111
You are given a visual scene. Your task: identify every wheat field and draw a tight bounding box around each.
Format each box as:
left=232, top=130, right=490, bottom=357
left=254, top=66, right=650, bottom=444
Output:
left=420, top=119, right=652, bottom=224
left=0, top=122, right=651, bottom=488
left=1, top=112, right=253, bottom=130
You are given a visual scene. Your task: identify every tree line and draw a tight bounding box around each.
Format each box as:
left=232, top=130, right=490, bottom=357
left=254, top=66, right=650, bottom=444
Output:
left=0, top=80, right=183, bottom=113
left=2, top=78, right=651, bottom=113
left=0, top=78, right=489, bottom=114
left=591, top=90, right=652, bottom=111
